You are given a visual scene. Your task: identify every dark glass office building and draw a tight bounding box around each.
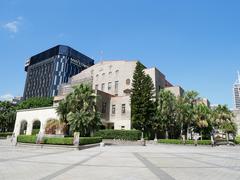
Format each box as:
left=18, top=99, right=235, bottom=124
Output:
left=23, top=45, right=94, bottom=99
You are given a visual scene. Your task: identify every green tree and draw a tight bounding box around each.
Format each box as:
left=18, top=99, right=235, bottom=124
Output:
left=155, top=89, right=176, bottom=139
left=193, top=103, right=211, bottom=140
left=183, top=91, right=199, bottom=139
left=212, top=105, right=236, bottom=142
left=131, top=62, right=155, bottom=138
left=66, top=84, right=101, bottom=136
left=175, top=96, right=189, bottom=138
left=56, top=99, right=70, bottom=135
left=17, top=97, right=53, bottom=110
left=0, top=101, right=16, bottom=132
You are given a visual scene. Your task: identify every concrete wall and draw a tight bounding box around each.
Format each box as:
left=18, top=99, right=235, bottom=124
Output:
left=14, top=107, right=59, bottom=136
left=165, top=86, right=184, bottom=97
left=110, top=96, right=131, bottom=130
left=72, top=61, right=137, bottom=97
left=53, top=60, right=172, bottom=130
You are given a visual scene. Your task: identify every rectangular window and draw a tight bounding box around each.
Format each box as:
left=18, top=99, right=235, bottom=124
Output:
left=101, top=83, right=105, bottom=91
left=122, top=104, right=126, bottom=113
left=108, top=82, right=112, bottom=90
left=102, top=102, right=107, bottom=113
left=112, top=105, right=116, bottom=114
left=95, top=84, right=98, bottom=90
left=115, top=81, right=119, bottom=92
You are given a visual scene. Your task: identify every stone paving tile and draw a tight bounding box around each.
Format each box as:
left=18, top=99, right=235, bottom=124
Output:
left=52, top=166, right=159, bottom=180
left=1, top=140, right=240, bottom=180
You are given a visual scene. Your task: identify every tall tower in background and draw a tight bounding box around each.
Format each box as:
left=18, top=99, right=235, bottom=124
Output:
left=233, top=71, right=240, bottom=109
left=23, top=45, right=94, bottom=99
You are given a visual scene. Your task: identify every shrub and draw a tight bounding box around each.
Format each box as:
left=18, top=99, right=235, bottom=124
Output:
left=43, top=137, right=73, bottom=145
left=17, top=135, right=102, bottom=146
left=235, top=136, right=240, bottom=144
left=158, top=139, right=182, bottom=144
left=17, top=135, right=37, bottom=143
left=0, top=132, right=13, bottom=138
left=79, top=137, right=102, bottom=145
left=158, top=139, right=211, bottom=145
left=94, top=130, right=141, bottom=141
left=32, top=129, right=40, bottom=135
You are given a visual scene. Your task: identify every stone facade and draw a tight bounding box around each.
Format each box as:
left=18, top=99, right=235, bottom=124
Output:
left=14, top=60, right=179, bottom=133
left=13, top=107, right=59, bottom=136
left=55, top=60, right=176, bottom=130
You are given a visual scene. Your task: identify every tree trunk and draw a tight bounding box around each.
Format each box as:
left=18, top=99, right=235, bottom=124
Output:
left=141, top=131, right=144, bottom=141
left=226, top=133, right=229, bottom=144
left=200, top=131, right=203, bottom=141
left=154, top=132, right=157, bottom=142
left=180, top=122, right=183, bottom=138
left=187, top=124, right=190, bottom=140
left=165, top=130, right=169, bottom=139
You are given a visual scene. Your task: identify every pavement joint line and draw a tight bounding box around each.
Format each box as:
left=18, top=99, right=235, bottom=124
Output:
left=171, top=153, right=240, bottom=172
left=39, top=151, right=103, bottom=180
left=133, top=152, right=175, bottom=180
left=195, top=153, right=240, bottom=161
left=0, top=149, right=72, bottom=163
left=13, top=159, right=147, bottom=168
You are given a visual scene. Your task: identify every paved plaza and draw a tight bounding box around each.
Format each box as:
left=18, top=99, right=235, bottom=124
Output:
left=1, top=140, right=240, bottom=180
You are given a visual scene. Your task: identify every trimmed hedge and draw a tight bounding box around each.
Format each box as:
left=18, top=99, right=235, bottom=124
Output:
left=94, top=130, right=141, bottom=141
left=32, top=129, right=40, bottom=135
left=0, top=132, right=13, bottom=138
left=43, top=137, right=73, bottom=145
left=17, top=135, right=37, bottom=143
left=158, top=139, right=182, bottom=144
left=17, top=135, right=102, bottom=146
left=80, top=137, right=102, bottom=145
left=235, top=136, right=240, bottom=144
left=158, top=139, right=212, bottom=145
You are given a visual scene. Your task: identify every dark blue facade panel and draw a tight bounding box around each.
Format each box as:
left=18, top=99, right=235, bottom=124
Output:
left=23, top=45, right=94, bottom=99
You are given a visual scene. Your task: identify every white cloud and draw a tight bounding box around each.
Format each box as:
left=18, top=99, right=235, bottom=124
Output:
left=0, top=94, right=14, bottom=102
left=3, top=21, right=19, bottom=33
left=3, top=16, right=23, bottom=33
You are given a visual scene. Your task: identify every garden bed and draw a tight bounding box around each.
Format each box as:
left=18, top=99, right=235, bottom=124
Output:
left=158, top=139, right=212, bottom=145
left=94, top=130, right=141, bottom=141
left=0, top=132, right=13, bottom=139
left=17, top=135, right=102, bottom=145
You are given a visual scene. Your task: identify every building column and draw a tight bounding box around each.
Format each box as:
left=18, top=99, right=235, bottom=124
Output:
left=13, top=121, right=21, bottom=136
left=39, top=121, right=46, bottom=135
left=26, top=121, right=33, bottom=135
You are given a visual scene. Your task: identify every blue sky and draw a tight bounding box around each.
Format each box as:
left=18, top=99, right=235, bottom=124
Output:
left=0, top=0, right=240, bottom=108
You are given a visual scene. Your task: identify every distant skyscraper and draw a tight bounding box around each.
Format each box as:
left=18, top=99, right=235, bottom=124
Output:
left=233, top=71, right=240, bottom=109
left=23, top=45, right=94, bottom=99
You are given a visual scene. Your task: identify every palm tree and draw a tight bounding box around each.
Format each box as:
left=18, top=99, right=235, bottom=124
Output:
left=66, top=84, right=102, bottom=136
left=212, top=105, right=235, bottom=142
left=175, top=96, right=188, bottom=138
left=56, top=99, right=70, bottom=135
left=194, top=103, right=211, bottom=140
left=156, top=89, right=176, bottom=139
left=183, top=91, right=199, bottom=139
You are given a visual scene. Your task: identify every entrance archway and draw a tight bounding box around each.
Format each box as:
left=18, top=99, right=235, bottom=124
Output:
left=20, top=120, right=27, bottom=135
left=32, top=120, right=41, bottom=135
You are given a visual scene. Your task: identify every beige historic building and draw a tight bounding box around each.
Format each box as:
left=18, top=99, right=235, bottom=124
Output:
left=55, top=60, right=182, bottom=130
left=14, top=60, right=183, bottom=135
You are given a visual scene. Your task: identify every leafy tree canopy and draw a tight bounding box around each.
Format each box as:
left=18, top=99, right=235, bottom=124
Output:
left=17, top=97, right=53, bottom=110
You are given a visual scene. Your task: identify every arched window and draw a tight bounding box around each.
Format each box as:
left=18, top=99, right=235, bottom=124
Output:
left=32, top=120, right=41, bottom=135
left=20, top=120, right=27, bottom=135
